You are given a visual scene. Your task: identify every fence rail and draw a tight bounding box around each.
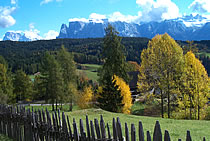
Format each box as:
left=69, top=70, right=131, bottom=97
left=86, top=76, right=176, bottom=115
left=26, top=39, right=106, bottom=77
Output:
left=0, top=105, right=207, bottom=141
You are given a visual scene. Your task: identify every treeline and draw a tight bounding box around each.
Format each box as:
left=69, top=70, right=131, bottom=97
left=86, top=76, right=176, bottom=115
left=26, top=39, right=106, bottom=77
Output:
left=0, top=37, right=209, bottom=75
left=0, top=25, right=134, bottom=114
left=0, top=46, right=96, bottom=111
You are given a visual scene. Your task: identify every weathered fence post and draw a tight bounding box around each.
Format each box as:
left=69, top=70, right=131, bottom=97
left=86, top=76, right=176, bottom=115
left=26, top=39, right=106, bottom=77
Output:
left=139, top=121, right=144, bottom=141
left=117, top=117, right=123, bottom=141
left=125, top=122, right=129, bottom=141
left=86, top=115, right=91, bottom=141
left=153, top=121, right=162, bottom=141
left=80, top=119, right=86, bottom=140
left=67, top=116, right=73, bottom=141
left=131, top=124, right=136, bottom=141
left=107, top=123, right=111, bottom=140
left=90, top=120, right=96, bottom=141
left=100, top=115, right=107, bottom=140
left=164, top=130, right=170, bottom=141
left=113, top=118, right=118, bottom=140
left=73, top=118, right=79, bottom=141
left=94, top=118, right=101, bottom=140
left=147, top=131, right=151, bottom=141
left=186, top=130, right=192, bottom=141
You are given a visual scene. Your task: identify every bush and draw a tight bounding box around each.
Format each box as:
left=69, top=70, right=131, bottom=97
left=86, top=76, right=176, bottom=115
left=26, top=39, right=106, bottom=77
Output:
left=204, top=106, right=210, bottom=120
left=78, top=86, right=93, bottom=109
left=131, top=101, right=161, bottom=117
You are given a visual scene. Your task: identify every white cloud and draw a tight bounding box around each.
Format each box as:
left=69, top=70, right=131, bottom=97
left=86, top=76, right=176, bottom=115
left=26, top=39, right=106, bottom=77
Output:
left=136, top=0, right=180, bottom=22
left=0, top=6, right=16, bottom=28
left=69, top=18, right=89, bottom=23
left=69, top=13, right=107, bottom=23
left=29, top=23, right=35, bottom=29
left=108, top=12, right=140, bottom=23
left=11, top=0, right=17, bottom=5
left=22, top=23, right=42, bottom=40
left=189, top=0, right=210, bottom=13
left=89, top=13, right=107, bottom=23
left=68, top=0, right=180, bottom=24
left=40, top=0, right=63, bottom=5
left=40, top=0, right=53, bottom=5
left=44, top=30, right=59, bottom=40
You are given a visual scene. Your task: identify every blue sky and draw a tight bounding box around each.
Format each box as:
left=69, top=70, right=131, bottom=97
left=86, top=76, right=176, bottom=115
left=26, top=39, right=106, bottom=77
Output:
left=1, top=0, right=210, bottom=40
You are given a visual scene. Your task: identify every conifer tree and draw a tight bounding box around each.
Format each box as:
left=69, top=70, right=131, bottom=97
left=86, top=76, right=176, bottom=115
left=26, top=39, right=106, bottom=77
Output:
left=98, top=24, right=129, bottom=84
left=41, top=52, right=63, bottom=111
left=97, top=76, right=123, bottom=112
left=57, top=46, right=77, bottom=111
left=13, top=69, right=33, bottom=102
left=0, top=63, right=13, bottom=104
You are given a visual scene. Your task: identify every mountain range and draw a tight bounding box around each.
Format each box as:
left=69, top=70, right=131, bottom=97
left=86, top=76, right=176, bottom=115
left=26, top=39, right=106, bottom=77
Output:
left=3, top=14, right=210, bottom=41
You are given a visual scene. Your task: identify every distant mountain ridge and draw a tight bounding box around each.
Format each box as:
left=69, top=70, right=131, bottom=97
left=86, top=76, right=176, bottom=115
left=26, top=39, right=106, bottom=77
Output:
left=57, top=14, right=210, bottom=41
left=3, top=32, right=32, bottom=41
left=3, top=14, right=210, bottom=41
left=3, top=31, right=40, bottom=42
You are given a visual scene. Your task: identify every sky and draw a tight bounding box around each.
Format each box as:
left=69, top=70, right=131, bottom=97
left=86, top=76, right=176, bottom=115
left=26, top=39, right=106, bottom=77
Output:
left=0, top=0, right=210, bottom=40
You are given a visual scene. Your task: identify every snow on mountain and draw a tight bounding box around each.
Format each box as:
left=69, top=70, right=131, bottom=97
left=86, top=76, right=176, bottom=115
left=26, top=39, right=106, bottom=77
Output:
left=3, top=14, right=210, bottom=41
left=57, top=14, right=210, bottom=41
left=3, top=31, right=31, bottom=41
left=173, top=14, right=210, bottom=27
left=3, top=30, right=42, bottom=41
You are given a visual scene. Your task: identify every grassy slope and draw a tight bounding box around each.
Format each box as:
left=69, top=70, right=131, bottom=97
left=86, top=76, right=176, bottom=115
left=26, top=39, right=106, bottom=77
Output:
left=25, top=104, right=210, bottom=140
left=77, top=64, right=101, bottom=82
left=65, top=108, right=210, bottom=141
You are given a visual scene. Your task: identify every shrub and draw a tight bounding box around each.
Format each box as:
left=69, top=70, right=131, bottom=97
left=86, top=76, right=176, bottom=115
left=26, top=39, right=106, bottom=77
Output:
left=78, top=86, right=93, bottom=109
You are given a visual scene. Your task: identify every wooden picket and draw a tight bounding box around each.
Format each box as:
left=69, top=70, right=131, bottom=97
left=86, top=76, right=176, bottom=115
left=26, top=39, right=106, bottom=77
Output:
left=0, top=104, right=207, bottom=141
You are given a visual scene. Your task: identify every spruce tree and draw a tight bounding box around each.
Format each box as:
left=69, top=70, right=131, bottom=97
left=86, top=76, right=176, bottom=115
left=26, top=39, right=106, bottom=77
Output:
left=97, top=76, right=123, bottom=112
left=98, top=24, right=129, bottom=85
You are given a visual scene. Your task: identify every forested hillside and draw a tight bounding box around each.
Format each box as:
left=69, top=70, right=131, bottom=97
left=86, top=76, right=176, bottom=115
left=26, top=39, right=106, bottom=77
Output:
left=0, top=37, right=209, bottom=75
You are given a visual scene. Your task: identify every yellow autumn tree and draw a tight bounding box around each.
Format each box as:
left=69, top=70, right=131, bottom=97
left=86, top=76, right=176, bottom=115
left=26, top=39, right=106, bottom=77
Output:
left=113, top=75, right=132, bottom=114
left=78, top=86, right=93, bottom=109
left=138, top=33, right=184, bottom=118
left=182, top=51, right=209, bottom=120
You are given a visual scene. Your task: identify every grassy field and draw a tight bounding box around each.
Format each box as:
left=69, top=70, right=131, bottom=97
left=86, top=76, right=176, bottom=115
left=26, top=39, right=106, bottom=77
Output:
left=24, top=105, right=210, bottom=141
left=29, top=64, right=101, bottom=83
left=77, top=64, right=101, bottom=82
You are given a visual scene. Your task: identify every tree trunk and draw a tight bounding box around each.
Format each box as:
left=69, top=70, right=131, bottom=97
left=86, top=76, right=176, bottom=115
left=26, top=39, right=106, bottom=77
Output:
left=69, top=98, right=73, bottom=111
left=60, top=102, right=63, bottom=110
left=161, top=89, right=164, bottom=118
left=52, top=99, right=54, bottom=111
left=56, top=99, right=58, bottom=111
left=167, top=85, right=170, bottom=118
left=190, top=104, right=192, bottom=120
left=197, top=84, right=200, bottom=120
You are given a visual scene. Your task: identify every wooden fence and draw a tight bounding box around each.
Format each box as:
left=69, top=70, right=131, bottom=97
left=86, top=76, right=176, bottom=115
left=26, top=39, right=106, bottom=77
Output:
left=0, top=104, right=207, bottom=141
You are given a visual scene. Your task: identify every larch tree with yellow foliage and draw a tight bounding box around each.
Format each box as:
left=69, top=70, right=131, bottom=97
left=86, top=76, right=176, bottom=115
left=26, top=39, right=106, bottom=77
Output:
left=138, top=33, right=184, bottom=118
left=180, top=51, right=209, bottom=120
left=113, top=75, right=133, bottom=114
left=78, top=86, right=94, bottom=109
